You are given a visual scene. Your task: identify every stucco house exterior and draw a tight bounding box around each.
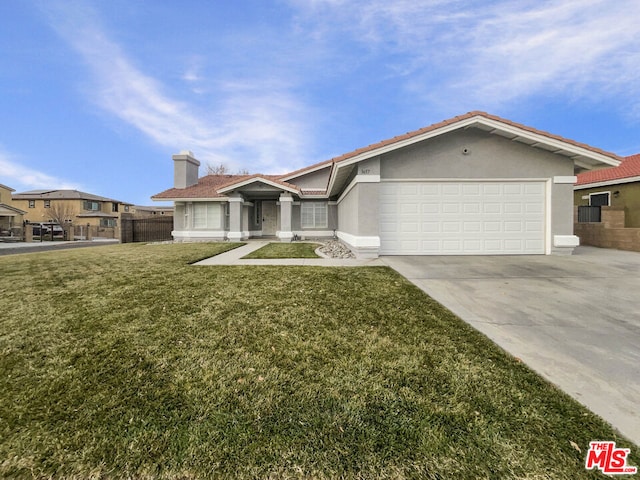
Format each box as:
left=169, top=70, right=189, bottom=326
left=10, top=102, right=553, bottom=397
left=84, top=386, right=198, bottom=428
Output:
left=12, top=189, right=133, bottom=239
left=152, top=111, right=621, bottom=257
left=0, top=183, right=26, bottom=238
left=574, top=153, right=640, bottom=227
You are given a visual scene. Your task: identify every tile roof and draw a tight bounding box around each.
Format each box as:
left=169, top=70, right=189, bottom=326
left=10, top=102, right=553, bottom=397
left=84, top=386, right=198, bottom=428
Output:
left=328, top=111, right=623, bottom=165
left=576, top=153, right=640, bottom=186
left=12, top=189, right=131, bottom=205
left=152, top=175, right=250, bottom=199
left=216, top=174, right=300, bottom=193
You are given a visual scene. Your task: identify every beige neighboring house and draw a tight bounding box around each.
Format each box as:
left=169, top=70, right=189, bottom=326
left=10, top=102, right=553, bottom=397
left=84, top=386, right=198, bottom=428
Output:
left=0, top=183, right=26, bottom=238
left=12, top=189, right=133, bottom=239
left=153, top=111, right=621, bottom=257
left=130, top=205, right=174, bottom=217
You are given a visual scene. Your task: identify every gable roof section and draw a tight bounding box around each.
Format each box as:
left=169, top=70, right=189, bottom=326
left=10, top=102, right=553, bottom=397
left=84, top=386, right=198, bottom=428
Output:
left=329, top=111, right=622, bottom=168
left=0, top=203, right=26, bottom=216
left=325, top=111, right=623, bottom=196
left=216, top=174, right=300, bottom=194
left=575, top=153, right=640, bottom=188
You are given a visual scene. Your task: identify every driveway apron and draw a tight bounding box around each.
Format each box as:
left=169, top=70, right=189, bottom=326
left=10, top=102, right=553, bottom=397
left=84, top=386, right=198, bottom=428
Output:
left=381, top=246, right=640, bottom=445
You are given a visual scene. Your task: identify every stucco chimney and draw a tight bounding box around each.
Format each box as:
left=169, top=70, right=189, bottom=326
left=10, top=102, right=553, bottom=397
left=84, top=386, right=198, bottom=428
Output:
left=172, top=150, right=200, bottom=188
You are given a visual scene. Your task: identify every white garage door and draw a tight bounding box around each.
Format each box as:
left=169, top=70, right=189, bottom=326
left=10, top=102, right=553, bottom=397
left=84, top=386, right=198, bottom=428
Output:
left=379, top=181, right=546, bottom=255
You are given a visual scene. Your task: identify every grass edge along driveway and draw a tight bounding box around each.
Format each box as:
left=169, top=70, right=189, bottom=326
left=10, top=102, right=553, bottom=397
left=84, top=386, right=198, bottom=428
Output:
left=0, top=242, right=637, bottom=479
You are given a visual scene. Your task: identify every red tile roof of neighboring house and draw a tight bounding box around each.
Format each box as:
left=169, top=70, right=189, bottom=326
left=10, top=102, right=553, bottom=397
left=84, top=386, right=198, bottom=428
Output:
left=327, top=111, right=623, bottom=165
left=576, top=153, right=640, bottom=186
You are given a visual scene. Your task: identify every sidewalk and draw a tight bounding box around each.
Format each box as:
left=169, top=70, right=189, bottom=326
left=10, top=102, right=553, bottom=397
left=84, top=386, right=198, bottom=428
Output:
left=0, top=239, right=119, bottom=256
left=193, top=241, right=385, bottom=267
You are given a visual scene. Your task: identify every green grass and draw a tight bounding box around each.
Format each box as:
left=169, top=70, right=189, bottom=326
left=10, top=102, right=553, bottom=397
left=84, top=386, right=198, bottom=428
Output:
left=0, top=243, right=637, bottom=479
left=242, top=242, right=320, bottom=259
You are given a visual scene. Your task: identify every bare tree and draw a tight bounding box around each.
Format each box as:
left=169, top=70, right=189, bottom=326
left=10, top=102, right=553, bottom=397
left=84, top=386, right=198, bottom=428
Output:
left=237, top=168, right=250, bottom=175
left=48, top=202, right=77, bottom=237
left=206, top=163, right=229, bottom=175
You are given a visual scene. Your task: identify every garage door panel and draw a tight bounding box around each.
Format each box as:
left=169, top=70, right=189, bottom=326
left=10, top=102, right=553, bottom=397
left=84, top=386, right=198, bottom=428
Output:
left=380, top=181, right=546, bottom=255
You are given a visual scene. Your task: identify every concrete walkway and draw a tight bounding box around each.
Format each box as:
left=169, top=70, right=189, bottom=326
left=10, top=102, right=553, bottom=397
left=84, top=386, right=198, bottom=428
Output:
left=381, top=247, right=640, bottom=445
left=193, top=241, right=385, bottom=266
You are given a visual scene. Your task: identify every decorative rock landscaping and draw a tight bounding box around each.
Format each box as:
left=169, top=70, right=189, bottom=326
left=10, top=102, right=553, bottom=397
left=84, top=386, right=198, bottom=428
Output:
left=316, top=240, right=355, bottom=259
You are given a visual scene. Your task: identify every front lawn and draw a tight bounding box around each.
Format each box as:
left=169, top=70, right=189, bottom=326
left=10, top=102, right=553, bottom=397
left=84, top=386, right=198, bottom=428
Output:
left=0, top=243, right=636, bottom=479
left=242, top=241, right=320, bottom=259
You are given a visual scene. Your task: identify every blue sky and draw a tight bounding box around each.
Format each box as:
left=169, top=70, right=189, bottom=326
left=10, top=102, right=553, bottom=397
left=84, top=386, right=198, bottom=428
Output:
left=1, top=0, right=640, bottom=205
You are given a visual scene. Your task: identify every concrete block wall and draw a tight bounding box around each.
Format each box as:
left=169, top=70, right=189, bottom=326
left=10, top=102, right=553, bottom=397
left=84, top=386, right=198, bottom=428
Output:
left=574, top=207, right=640, bottom=252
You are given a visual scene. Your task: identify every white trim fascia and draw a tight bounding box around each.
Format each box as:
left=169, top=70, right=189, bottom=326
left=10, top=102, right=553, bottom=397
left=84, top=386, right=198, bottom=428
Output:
left=227, top=196, right=244, bottom=203
left=172, top=230, right=226, bottom=239
left=298, top=194, right=330, bottom=199
left=553, top=176, right=577, bottom=184
left=326, top=115, right=620, bottom=195
left=293, top=230, right=334, bottom=237
left=545, top=179, right=552, bottom=255
left=280, top=162, right=333, bottom=182
left=154, top=197, right=229, bottom=202
left=336, top=231, right=380, bottom=248
left=554, top=235, right=580, bottom=247
left=217, top=177, right=299, bottom=195
left=380, top=177, right=550, bottom=183
left=474, top=117, right=621, bottom=167
left=574, top=176, right=640, bottom=190
left=336, top=175, right=381, bottom=204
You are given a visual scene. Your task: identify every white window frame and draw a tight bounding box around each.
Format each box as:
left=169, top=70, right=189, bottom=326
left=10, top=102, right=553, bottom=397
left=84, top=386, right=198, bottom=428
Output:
left=301, top=202, right=328, bottom=229
left=588, top=191, right=611, bottom=207
left=193, top=202, right=222, bottom=229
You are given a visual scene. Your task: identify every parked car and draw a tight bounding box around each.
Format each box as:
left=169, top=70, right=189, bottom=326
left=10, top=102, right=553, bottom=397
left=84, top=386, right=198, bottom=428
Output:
left=31, top=223, right=64, bottom=238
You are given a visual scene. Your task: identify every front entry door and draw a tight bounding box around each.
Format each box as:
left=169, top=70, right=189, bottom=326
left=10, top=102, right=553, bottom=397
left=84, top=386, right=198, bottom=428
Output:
left=262, top=201, right=277, bottom=236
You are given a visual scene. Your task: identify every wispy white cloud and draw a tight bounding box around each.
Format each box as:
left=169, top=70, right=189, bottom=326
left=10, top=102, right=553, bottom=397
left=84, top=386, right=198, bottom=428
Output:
left=288, top=0, right=640, bottom=116
left=0, top=149, right=81, bottom=191
left=41, top=2, right=313, bottom=173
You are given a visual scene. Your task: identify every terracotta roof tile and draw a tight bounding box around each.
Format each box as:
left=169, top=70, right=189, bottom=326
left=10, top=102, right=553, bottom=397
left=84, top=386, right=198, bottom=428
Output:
left=152, top=175, right=250, bottom=199
left=576, top=154, right=640, bottom=186
left=216, top=174, right=300, bottom=192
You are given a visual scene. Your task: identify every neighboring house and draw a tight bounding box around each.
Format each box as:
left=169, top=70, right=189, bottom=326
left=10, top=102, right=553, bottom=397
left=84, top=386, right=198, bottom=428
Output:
left=130, top=205, right=174, bottom=217
left=152, top=111, right=620, bottom=257
left=573, top=153, right=640, bottom=252
left=0, top=183, right=26, bottom=237
left=574, top=153, right=640, bottom=227
left=12, top=190, right=133, bottom=236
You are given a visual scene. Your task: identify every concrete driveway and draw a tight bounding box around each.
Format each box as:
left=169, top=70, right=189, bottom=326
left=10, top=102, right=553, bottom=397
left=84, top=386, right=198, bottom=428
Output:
left=381, top=246, right=640, bottom=445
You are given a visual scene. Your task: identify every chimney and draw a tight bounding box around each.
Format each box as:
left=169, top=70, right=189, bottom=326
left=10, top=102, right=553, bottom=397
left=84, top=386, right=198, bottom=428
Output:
left=172, top=150, right=200, bottom=188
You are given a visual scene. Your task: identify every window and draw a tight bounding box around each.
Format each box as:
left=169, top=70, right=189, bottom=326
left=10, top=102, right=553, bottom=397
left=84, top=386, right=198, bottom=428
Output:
left=100, top=218, right=117, bottom=227
left=44, top=200, right=51, bottom=208
left=28, top=200, right=35, bottom=208
left=124, top=205, right=129, bottom=212
left=83, top=200, right=100, bottom=211
left=589, top=192, right=610, bottom=207
left=301, top=202, right=328, bottom=229
left=193, top=203, right=221, bottom=229
left=112, top=203, right=119, bottom=212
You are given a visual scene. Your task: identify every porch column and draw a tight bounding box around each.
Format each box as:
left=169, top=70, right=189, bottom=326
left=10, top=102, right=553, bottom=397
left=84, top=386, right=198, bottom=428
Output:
left=277, top=193, right=294, bottom=242
left=227, top=196, right=245, bottom=241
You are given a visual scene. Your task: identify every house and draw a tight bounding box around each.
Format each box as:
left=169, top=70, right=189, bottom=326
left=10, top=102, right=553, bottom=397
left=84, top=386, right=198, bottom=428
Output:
left=574, top=153, right=640, bottom=227
left=573, top=154, right=640, bottom=252
left=0, top=184, right=26, bottom=238
left=130, top=205, right=174, bottom=217
left=11, top=189, right=133, bottom=239
left=152, top=111, right=621, bottom=257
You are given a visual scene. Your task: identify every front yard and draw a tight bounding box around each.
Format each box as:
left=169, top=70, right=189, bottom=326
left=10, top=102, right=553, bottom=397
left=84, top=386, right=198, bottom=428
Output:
left=0, top=243, right=636, bottom=479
